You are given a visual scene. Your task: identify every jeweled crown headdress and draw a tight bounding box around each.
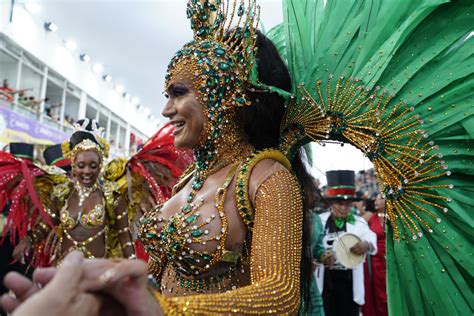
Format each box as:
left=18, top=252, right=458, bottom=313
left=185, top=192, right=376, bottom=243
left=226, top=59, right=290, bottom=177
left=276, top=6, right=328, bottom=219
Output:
left=167, top=0, right=261, bottom=107
left=67, top=138, right=104, bottom=161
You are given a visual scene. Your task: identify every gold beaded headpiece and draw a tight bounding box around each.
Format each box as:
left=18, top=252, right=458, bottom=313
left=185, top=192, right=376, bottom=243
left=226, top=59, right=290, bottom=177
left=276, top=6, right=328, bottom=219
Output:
left=166, top=0, right=261, bottom=107
left=65, top=138, right=104, bottom=162
left=165, top=0, right=263, bottom=174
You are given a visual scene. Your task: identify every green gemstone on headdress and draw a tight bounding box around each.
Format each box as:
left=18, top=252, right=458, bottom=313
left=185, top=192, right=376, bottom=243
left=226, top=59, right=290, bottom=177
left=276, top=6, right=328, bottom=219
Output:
left=212, top=101, right=221, bottom=109
left=198, top=57, right=211, bottom=66
left=207, top=78, right=217, bottom=87
left=197, top=27, right=210, bottom=37
left=237, top=4, right=244, bottom=17
left=213, top=15, right=223, bottom=27
left=235, top=53, right=244, bottom=62
left=218, top=62, right=230, bottom=71
left=243, top=26, right=251, bottom=38
left=214, top=48, right=225, bottom=57
left=209, top=4, right=217, bottom=12
left=236, top=97, right=245, bottom=105
left=201, top=42, right=211, bottom=49
left=187, top=9, right=192, bottom=19
left=218, top=86, right=226, bottom=98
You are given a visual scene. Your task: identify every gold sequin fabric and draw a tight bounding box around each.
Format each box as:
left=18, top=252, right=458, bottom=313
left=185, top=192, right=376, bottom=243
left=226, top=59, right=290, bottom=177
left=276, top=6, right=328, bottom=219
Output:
left=151, top=169, right=303, bottom=315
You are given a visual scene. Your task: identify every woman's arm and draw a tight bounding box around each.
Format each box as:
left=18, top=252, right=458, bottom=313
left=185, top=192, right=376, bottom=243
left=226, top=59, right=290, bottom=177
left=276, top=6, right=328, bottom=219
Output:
left=153, top=168, right=303, bottom=315
left=114, top=198, right=135, bottom=259
left=13, top=202, right=56, bottom=263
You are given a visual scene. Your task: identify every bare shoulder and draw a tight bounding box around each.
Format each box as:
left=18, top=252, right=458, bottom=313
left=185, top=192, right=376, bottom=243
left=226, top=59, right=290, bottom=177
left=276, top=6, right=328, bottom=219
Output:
left=248, top=158, right=294, bottom=203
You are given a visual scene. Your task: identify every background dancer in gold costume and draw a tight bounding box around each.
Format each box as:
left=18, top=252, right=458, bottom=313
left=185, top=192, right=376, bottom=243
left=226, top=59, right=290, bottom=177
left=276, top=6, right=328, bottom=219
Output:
left=1, top=118, right=191, bottom=267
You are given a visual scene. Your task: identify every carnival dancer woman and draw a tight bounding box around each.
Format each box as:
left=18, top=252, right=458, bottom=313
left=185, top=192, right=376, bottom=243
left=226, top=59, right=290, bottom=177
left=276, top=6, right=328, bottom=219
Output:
left=8, top=119, right=135, bottom=265
left=1, top=118, right=190, bottom=267
left=133, top=21, right=316, bottom=315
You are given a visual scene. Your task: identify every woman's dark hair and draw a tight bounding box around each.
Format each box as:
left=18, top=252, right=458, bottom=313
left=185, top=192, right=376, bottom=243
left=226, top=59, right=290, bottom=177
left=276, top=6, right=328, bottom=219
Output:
left=69, top=131, right=100, bottom=150
left=365, top=198, right=376, bottom=213
left=238, top=30, right=316, bottom=312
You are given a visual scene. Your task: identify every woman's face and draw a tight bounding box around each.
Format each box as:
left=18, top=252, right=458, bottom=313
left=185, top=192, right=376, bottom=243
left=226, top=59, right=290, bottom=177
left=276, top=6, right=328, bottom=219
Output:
left=162, top=76, right=206, bottom=149
left=374, top=194, right=386, bottom=212
left=73, top=150, right=101, bottom=187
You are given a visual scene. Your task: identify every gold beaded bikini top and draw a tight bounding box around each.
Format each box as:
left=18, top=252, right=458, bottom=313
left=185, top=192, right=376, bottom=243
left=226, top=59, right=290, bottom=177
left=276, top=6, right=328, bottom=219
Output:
left=139, top=163, right=240, bottom=278
left=60, top=199, right=106, bottom=230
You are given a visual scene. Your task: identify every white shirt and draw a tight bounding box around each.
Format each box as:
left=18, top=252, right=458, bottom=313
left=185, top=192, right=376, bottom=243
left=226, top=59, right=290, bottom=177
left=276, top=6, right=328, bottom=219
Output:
left=315, top=211, right=377, bottom=305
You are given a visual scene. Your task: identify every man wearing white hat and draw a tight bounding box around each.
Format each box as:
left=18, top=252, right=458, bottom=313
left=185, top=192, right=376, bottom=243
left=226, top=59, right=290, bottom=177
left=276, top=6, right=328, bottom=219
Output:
left=316, top=170, right=377, bottom=316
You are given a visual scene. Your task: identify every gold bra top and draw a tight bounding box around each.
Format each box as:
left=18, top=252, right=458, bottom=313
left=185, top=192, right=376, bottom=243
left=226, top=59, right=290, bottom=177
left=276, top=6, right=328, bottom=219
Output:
left=139, top=164, right=240, bottom=278
left=60, top=200, right=106, bottom=230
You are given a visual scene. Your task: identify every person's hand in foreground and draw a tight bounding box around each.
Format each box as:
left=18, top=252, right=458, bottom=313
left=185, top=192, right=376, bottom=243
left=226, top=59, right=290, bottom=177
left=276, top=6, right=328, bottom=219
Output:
left=79, top=258, right=164, bottom=316
left=2, top=253, right=163, bottom=316
left=1, top=252, right=101, bottom=316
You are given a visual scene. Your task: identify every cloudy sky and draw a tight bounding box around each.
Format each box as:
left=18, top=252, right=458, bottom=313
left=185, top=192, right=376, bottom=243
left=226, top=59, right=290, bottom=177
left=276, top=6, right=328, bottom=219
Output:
left=27, top=0, right=284, bottom=118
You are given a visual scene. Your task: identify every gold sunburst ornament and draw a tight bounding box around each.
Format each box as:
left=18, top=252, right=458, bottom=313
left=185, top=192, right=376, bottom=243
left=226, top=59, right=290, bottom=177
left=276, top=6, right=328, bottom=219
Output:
left=280, top=75, right=453, bottom=241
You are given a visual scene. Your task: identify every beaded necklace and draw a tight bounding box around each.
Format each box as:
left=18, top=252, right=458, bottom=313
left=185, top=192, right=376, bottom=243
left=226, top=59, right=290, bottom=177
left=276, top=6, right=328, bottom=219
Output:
left=74, top=181, right=99, bottom=207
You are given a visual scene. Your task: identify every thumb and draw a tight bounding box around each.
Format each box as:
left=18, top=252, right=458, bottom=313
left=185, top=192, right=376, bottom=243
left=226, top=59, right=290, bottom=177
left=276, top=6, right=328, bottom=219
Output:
left=44, top=252, right=84, bottom=297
